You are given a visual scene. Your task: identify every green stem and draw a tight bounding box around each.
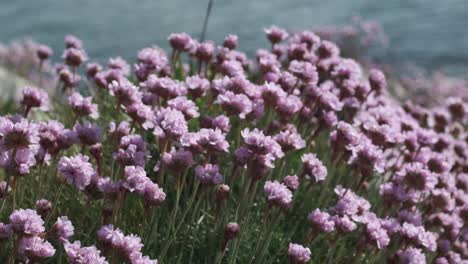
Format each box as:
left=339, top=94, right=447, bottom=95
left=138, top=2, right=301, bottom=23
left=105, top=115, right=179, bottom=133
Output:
left=190, top=188, right=205, bottom=222
left=8, top=236, right=19, bottom=264
left=11, top=176, right=17, bottom=211
left=144, top=208, right=157, bottom=246
left=214, top=242, right=229, bottom=264
left=159, top=181, right=200, bottom=261
left=170, top=175, right=183, bottom=232
left=45, top=183, right=65, bottom=225
left=255, top=211, right=282, bottom=263
left=146, top=211, right=161, bottom=250
left=0, top=174, right=12, bottom=215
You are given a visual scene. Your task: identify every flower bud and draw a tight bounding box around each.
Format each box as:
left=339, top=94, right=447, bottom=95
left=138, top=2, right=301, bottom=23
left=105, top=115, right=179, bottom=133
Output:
left=224, top=222, right=240, bottom=241
left=62, top=48, right=88, bottom=67
left=216, top=184, right=231, bottom=204
left=37, top=45, right=53, bottom=61
left=89, top=143, right=103, bottom=161
left=86, top=63, right=102, bottom=78
left=35, top=199, right=52, bottom=218
left=223, top=34, right=238, bottom=50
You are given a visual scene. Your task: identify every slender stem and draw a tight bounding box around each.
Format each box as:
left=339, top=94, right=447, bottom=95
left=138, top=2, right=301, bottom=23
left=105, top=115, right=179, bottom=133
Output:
left=159, top=181, right=200, bottom=261
left=8, top=235, right=20, bottom=264
left=199, top=0, right=214, bottom=42
left=236, top=175, right=252, bottom=220
left=11, top=177, right=17, bottom=211
left=112, top=191, right=126, bottom=226
left=45, top=183, right=65, bottom=224
left=23, top=106, right=31, bottom=118
left=170, top=175, right=183, bottom=232
left=214, top=241, right=229, bottom=264
left=190, top=188, right=205, bottom=222
left=325, top=237, right=339, bottom=263
left=0, top=174, right=12, bottom=215
left=39, top=60, right=44, bottom=87
left=158, top=140, right=169, bottom=184
left=255, top=210, right=282, bottom=263
left=249, top=206, right=270, bottom=262
left=146, top=211, right=160, bottom=250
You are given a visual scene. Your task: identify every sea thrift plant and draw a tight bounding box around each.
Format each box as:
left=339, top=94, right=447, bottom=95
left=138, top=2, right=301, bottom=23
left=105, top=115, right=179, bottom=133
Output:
left=0, top=26, right=466, bottom=264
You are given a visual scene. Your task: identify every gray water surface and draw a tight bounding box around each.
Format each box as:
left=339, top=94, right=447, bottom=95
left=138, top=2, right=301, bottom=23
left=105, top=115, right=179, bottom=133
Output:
left=1, top=0, right=468, bottom=72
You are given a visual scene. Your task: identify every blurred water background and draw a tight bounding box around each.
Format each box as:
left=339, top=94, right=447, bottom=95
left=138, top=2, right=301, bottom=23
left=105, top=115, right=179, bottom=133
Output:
left=1, top=0, right=468, bottom=73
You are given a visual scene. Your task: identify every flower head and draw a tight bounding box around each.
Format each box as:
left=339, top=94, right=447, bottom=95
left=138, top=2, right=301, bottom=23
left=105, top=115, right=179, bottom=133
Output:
left=223, top=34, right=238, bottom=49
left=21, top=87, right=49, bottom=111
left=109, top=79, right=141, bottom=107
left=18, top=236, right=55, bottom=261
left=364, top=217, right=390, bottom=249
left=167, top=96, right=199, bottom=119
left=65, top=35, right=83, bottom=49
left=288, top=243, right=311, bottom=264
left=35, top=199, right=52, bottom=218
left=396, top=247, right=426, bottom=264
left=264, top=26, right=289, bottom=44
left=153, top=108, right=188, bottom=141
left=86, top=62, right=102, bottom=78
left=195, top=163, right=223, bottom=186
left=301, top=153, right=327, bottom=183
left=193, top=128, right=230, bottom=153
left=62, top=47, right=88, bottom=67
left=9, top=208, right=45, bottom=235
left=156, top=148, right=193, bottom=174
left=123, top=166, right=149, bottom=194
left=308, top=209, right=335, bottom=232
left=68, top=92, right=99, bottom=119
left=125, top=102, right=155, bottom=130
left=264, top=180, right=293, bottom=209
left=168, top=33, right=194, bottom=52
left=283, top=175, right=300, bottom=191
left=368, top=69, right=386, bottom=94
left=36, top=44, right=53, bottom=61
left=333, top=215, right=357, bottom=233
left=396, top=162, right=436, bottom=191
left=108, top=56, right=130, bottom=76
left=347, top=139, right=384, bottom=177
left=143, top=181, right=166, bottom=206
left=141, top=75, right=184, bottom=99
left=241, top=128, right=283, bottom=158
left=74, top=121, right=102, bottom=146
left=333, top=186, right=371, bottom=217
left=137, top=47, right=168, bottom=71
left=261, top=82, right=286, bottom=106
left=0, top=222, right=12, bottom=240
left=195, top=41, right=215, bottom=61
left=58, top=154, right=95, bottom=190
left=185, top=75, right=210, bottom=98
left=224, top=222, right=240, bottom=240
left=0, top=117, right=40, bottom=174
left=277, top=95, right=303, bottom=118
left=64, top=241, right=108, bottom=264
left=113, top=134, right=148, bottom=167
left=109, top=121, right=131, bottom=144
left=216, top=91, right=253, bottom=119
left=274, top=127, right=306, bottom=152
left=49, top=216, right=74, bottom=242
left=288, top=60, right=318, bottom=82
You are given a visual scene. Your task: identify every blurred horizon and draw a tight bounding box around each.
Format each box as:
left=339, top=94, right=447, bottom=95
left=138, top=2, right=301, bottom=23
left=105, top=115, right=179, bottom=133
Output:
left=1, top=0, right=468, bottom=74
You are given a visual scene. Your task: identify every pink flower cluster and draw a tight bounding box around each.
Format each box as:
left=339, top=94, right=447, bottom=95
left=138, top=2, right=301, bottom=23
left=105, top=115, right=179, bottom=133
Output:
left=0, top=25, right=466, bottom=263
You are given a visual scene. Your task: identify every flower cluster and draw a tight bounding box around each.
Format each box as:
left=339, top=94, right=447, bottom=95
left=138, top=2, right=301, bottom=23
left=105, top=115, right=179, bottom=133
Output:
left=97, top=225, right=157, bottom=263
left=0, top=25, right=466, bottom=263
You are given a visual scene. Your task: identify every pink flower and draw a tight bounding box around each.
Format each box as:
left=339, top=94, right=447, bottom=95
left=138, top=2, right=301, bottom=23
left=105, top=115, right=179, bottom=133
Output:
left=58, top=154, right=95, bottom=190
